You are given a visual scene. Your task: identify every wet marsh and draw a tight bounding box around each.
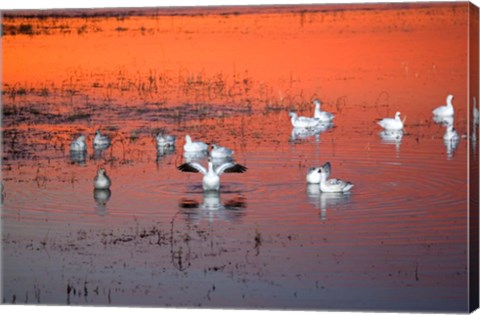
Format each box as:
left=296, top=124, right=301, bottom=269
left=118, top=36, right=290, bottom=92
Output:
left=1, top=3, right=477, bottom=312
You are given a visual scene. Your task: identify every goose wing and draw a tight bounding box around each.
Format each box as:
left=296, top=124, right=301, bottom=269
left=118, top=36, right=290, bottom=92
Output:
left=177, top=162, right=207, bottom=175
left=327, top=178, right=353, bottom=190
left=215, top=162, right=247, bottom=175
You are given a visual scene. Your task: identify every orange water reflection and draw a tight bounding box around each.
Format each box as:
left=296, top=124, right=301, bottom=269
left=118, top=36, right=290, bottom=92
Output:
left=1, top=3, right=475, bottom=312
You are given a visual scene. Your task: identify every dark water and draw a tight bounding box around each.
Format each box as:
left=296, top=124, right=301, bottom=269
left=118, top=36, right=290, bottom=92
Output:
left=1, top=3, right=477, bottom=312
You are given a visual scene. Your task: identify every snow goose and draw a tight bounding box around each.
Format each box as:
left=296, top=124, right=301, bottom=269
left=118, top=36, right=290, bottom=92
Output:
left=184, top=135, right=208, bottom=153
left=156, top=133, right=176, bottom=147
left=210, top=144, right=234, bottom=159
left=93, top=130, right=110, bottom=148
left=313, top=99, right=335, bottom=122
left=289, top=112, right=320, bottom=128
left=306, top=162, right=331, bottom=184
left=317, top=162, right=354, bottom=193
left=94, top=168, right=112, bottom=189
left=433, top=94, right=454, bottom=117
left=177, top=159, right=247, bottom=191
left=377, top=112, right=404, bottom=131
left=70, top=135, right=87, bottom=151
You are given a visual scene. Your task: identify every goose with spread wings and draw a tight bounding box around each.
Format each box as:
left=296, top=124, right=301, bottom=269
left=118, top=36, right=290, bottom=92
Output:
left=177, top=160, right=247, bottom=191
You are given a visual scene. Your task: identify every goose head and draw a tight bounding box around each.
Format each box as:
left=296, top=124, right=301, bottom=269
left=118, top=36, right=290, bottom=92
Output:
left=394, top=112, right=401, bottom=120
left=289, top=112, right=297, bottom=118
left=313, top=99, right=321, bottom=107
left=77, top=135, right=86, bottom=142
left=446, top=94, right=454, bottom=106
left=185, top=135, right=192, bottom=143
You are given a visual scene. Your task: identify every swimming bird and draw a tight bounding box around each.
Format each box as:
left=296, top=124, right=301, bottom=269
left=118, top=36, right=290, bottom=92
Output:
left=94, top=168, right=111, bottom=189
left=183, top=135, right=209, bottom=153
left=177, top=159, right=247, bottom=191
left=210, top=144, right=234, bottom=159
left=317, top=162, right=354, bottom=193
left=443, top=125, right=459, bottom=142
left=313, top=99, right=335, bottom=122
left=289, top=112, right=320, bottom=128
left=306, top=162, right=331, bottom=184
left=433, top=94, right=454, bottom=117
left=377, top=112, right=404, bottom=131
left=156, top=133, right=176, bottom=147
left=93, top=130, right=110, bottom=148
left=70, top=135, right=87, bottom=151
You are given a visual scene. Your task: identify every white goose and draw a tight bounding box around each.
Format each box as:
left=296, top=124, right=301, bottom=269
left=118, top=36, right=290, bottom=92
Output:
left=94, top=168, right=111, bottom=189
left=210, top=144, right=234, bottom=159
left=289, top=112, right=320, bottom=128
left=156, top=133, right=176, bottom=147
left=433, top=94, right=454, bottom=117
left=177, top=159, right=247, bottom=191
left=306, top=162, right=331, bottom=184
left=443, top=125, right=459, bottom=142
left=93, top=130, right=110, bottom=148
left=317, top=162, right=354, bottom=193
left=183, top=135, right=208, bottom=153
left=377, top=112, right=404, bottom=131
left=313, top=99, right=335, bottom=122
left=70, top=135, right=87, bottom=151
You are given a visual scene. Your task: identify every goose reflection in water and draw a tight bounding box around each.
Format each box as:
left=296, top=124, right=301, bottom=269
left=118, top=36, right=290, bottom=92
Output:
left=433, top=115, right=454, bottom=127
left=306, top=184, right=351, bottom=220
left=93, top=144, right=110, bottom=160
left=379, top=130, right=403, bottom=153
left=290, top=123, right=333, bottom=142
left=156, top=145, right=175, bottom=160
left=69, top=150, right=87, bottom=165
left=179, top=191, right=247, bottom=223
left=93, top=188, right=111, bottom=216
left=444, top=137, right=460, bottom=160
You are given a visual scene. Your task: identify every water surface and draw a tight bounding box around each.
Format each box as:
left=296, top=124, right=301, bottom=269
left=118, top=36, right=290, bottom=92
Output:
left=1, top=3, right=475, bottom=312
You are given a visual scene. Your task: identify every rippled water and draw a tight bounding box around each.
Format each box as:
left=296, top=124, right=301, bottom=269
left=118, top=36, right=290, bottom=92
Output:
left=1, top=3, right=477, bottom=312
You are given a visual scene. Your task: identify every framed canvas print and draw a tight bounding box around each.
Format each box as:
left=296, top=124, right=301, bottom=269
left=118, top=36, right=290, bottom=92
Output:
left=1, top=0, right=479, bottom=314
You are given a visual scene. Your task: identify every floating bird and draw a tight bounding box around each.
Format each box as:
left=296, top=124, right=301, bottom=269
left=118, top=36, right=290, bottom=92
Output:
left=306, top=162, right=331, bottom=184
left=70, top=135, right=87, bottom=151
left=210, top=144, right=234, bottom=159
left=289, top=112, right=320, bottom=128
left=377, top=112, right=404, bottom=131
left=177, top=159, right=247, bottom=191
left=156, top=133, right=176, bottom=147
left=94, top=168, right=111, bottom=189
left=443, top=125, right=459, bottom=142
left=316, top=162, right=354, bottom=193
left=313, top=99, right=335, bottom=122
left=183, top=135, right=208, bottom=153
left=433, top=94, right=454, bottom=117
left=93, top=130, right=110, bottom=148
